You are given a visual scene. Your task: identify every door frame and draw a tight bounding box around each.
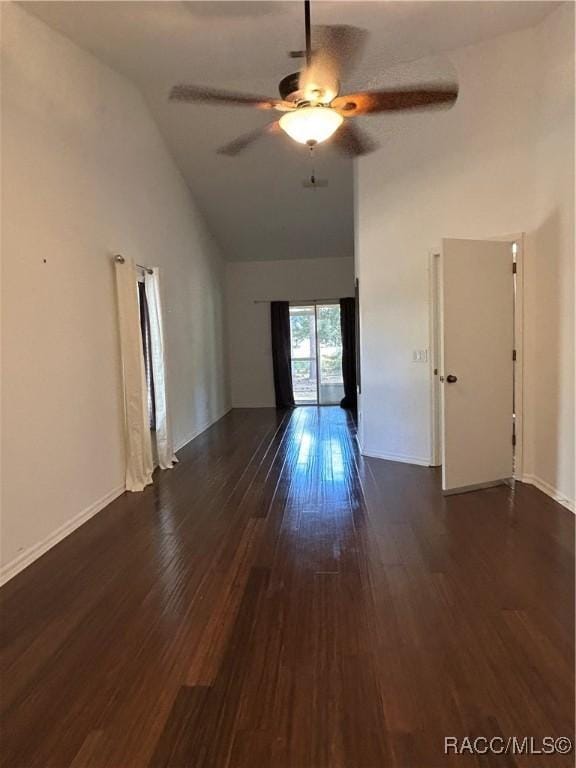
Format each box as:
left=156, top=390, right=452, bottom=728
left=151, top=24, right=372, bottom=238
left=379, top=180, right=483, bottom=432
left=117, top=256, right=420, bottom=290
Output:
left=428, top=251, right=442, bottom=466
left=428, top=233, right=525, bottom=479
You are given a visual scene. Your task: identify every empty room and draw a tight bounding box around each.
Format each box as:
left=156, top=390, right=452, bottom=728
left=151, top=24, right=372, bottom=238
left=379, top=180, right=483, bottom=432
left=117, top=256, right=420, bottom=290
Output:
left=1, top=1, right=574, bottom=767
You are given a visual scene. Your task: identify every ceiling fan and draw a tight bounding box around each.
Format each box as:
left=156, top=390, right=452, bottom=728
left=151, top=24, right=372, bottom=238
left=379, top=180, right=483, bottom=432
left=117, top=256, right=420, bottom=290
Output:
left=169, top=0, right=458, bottom=157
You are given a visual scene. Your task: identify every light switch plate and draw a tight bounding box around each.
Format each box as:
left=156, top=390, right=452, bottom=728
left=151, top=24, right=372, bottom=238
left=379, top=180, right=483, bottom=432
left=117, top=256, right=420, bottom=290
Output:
left=412, top=350, right=428, bottom=362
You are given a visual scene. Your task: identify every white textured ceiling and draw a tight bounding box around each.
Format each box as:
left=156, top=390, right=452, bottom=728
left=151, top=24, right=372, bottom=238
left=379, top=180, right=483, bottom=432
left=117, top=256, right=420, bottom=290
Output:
left=23, top=1, right=558, bottom=261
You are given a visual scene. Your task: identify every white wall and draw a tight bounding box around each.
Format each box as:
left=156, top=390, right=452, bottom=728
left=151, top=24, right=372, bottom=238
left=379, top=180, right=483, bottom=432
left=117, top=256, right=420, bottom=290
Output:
left=1, top=4, right=230, bottom=578
left=356, top=4, right=574, bottom=505
left=524, top=4, right=575, bottom=506
left=226, top=257, right=354, bottom=407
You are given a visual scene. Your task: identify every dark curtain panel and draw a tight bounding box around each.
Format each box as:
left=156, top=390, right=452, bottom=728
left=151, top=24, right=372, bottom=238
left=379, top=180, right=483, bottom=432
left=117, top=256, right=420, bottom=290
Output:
left=138, top=281, right=156, bottom=430
left=340, top=296, right=357, bottom=410
left=270, top=301, right=295, bottom=409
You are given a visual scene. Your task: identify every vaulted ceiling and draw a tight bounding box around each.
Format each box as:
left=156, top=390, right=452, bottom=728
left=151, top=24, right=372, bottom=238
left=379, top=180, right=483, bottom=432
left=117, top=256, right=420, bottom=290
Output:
left=25, top=1, right=558, bottom=261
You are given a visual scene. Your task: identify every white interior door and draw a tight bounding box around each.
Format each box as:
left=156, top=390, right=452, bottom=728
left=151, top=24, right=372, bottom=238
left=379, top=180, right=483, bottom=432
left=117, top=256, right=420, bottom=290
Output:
left=440, top=238, right=514, bottom=493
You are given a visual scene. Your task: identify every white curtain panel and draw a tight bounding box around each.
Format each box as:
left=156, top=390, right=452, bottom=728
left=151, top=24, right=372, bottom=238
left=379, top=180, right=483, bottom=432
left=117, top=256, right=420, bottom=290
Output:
left=145, top=269, right=178, bottom=469
left=114, top=257, right=154, bottom=491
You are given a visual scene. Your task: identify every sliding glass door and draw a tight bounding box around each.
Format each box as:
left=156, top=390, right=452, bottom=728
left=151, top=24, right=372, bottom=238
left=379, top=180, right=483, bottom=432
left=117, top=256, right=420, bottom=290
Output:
left=289, top=303, right=344, bottom=405
left=289, top=305, right=317, bottom=404
left=316, top=304, right=344, bottom=405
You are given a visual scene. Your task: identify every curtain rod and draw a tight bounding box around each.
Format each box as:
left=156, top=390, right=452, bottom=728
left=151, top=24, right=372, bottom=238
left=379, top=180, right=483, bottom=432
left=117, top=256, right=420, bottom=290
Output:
left=114, top=254, right=153, bottom=274
left=253, top=298, right=340, bottom=304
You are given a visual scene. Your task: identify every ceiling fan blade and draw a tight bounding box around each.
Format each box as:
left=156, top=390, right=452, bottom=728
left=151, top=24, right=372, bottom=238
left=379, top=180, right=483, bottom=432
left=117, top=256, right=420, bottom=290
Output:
left=300, top=25, right=367, bottom=102
left=332, top=85, right=458, bottom=116
left=170, top=84, right=281, bottom=110
left=217, top=122, right=280, bottom=156
left=315, top=25, right=367, bottom=79
left=331, top=121, right=377, bottom=157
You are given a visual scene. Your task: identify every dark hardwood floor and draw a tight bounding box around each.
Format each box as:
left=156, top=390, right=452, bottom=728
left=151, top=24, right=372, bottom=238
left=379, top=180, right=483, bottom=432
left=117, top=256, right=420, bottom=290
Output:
left=1, top=407, right=574, bottom=768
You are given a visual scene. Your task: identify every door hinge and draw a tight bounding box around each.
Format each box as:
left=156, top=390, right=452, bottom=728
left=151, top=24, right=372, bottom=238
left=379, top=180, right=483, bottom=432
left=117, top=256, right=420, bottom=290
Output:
left=512, top=262, right=517, bottom=274
left=512, top=433, right=517, bottom=447
left=512, top=349, right=517, bottom=361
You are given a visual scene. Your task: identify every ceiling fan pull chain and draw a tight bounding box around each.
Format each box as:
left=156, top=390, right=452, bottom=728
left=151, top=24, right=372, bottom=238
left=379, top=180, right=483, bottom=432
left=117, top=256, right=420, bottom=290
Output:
left=311, top=147, right=316, bottom=184
left=309, top=145, right=319, bottom=188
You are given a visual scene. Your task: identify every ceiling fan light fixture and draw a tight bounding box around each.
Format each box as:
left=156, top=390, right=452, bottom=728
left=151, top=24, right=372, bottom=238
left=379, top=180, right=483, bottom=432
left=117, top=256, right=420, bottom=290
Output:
left=279, top=106, right=343, bottom=145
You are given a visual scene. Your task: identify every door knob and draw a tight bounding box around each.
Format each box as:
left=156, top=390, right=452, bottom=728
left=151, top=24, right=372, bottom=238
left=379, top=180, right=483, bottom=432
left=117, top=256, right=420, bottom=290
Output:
left=446, top=374, right=458, bottom=383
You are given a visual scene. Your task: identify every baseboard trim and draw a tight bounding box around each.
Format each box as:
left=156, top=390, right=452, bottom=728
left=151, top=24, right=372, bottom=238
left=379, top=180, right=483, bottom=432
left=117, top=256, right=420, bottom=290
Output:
left=0, top=484, right=126, bottom=587
left=1, top=406, right=233, bottom=587
left=360, top=446, right=431, bottom=468
left=174, top=406, right=232, bottom=452
left=520, top=474, right=575, bottom=513
left=230, top=403, right=276, bottom=410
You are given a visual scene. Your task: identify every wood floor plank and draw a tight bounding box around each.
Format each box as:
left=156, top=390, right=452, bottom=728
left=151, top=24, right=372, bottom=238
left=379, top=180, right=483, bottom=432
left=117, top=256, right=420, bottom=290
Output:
left=148, top=686, right=211, bottom=768
left=0, top=407, right=573, bottom=768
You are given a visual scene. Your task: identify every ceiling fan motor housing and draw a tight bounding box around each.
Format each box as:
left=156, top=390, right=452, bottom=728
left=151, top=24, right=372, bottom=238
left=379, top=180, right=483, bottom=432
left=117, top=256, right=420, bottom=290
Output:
left=278, top=71, right=340, bottom=107
left=279, top=72, right=304, bottom=103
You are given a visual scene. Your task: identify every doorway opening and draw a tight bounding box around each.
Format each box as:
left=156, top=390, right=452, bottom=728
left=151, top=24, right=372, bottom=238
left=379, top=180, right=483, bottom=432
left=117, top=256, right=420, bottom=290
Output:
left=289, top=303, right=344, bottom=405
